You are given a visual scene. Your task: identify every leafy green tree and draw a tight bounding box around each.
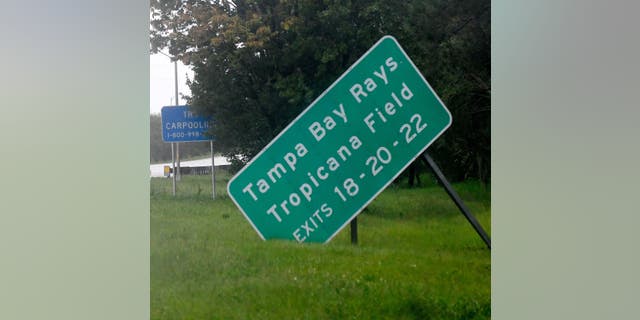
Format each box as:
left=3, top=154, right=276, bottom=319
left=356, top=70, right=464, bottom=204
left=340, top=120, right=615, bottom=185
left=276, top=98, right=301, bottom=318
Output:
left=151, top=0, right=490, bottom=181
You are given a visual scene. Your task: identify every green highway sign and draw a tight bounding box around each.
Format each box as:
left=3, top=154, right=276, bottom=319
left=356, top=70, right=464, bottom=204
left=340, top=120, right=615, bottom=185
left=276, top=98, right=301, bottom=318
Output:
left=227, top=36, right=452, bottom=243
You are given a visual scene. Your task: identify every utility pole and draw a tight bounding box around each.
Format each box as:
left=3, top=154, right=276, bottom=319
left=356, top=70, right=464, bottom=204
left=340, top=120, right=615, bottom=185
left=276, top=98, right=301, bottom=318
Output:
left=158, top=50, right=183, bottom=193
left=174, top=59, right=181, bottom=181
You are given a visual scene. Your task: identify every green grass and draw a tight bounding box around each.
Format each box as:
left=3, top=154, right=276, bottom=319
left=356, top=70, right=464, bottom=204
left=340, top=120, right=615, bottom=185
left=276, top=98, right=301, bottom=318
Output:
left=151, top=173, right=490, bottom=319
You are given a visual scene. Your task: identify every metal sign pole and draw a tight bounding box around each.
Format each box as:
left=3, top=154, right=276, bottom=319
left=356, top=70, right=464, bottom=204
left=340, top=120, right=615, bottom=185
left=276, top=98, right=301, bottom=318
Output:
left=422, top=152, right=491, bottom=249
left=176, top=143, right=181, bottom=181
left=210, top=140, right=216, bottom=199
left=171, top=142, right=176, bottom=196
left=350, top=218, right=358, bottom=244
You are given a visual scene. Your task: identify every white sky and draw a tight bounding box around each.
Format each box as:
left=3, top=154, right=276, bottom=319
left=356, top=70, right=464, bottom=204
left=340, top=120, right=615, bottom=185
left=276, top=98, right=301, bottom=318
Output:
left=149, top=53, right=194, bottom=114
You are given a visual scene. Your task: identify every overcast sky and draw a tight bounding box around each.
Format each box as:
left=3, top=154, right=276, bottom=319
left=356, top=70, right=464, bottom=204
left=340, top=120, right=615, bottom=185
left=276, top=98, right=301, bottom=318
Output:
left=149, top=53, right=194, bottom=114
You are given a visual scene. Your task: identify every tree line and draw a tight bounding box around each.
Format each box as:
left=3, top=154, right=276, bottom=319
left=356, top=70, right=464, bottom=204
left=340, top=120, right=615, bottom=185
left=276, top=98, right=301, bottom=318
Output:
left=151, top=0, right=490, bottom=182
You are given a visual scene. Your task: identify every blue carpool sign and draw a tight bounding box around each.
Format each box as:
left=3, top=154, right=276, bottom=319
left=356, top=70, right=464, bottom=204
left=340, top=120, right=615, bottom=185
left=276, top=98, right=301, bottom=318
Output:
left=161, top=105, right=213, bottom=142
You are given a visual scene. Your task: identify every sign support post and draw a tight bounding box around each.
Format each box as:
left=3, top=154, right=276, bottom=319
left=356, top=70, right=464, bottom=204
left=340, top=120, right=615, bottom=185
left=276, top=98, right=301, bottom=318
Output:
left=350, top=218, right=358, bottom=244
left=171, top=142, right=176, bottom=196
left=210, top=140, right=216, bottom=199
left=422, top=152, right=491, bottom=249
left=176, top=143, right=181, bottom=181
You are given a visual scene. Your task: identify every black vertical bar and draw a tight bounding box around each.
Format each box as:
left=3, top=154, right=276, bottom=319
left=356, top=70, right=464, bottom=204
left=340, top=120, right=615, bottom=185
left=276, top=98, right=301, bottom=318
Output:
left=422, top=153, right=491, bottom=249
left=350, top=217, right=358, bottom=245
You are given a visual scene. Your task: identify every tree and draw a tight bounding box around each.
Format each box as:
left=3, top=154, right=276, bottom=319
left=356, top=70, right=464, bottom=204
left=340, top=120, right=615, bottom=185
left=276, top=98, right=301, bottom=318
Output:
left=151, top=0, right=490, bottom=182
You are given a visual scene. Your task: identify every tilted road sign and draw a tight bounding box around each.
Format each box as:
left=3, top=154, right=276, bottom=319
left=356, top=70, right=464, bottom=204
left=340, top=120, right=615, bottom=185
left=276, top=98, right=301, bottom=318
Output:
left=228, top=36, right=452, bottom=243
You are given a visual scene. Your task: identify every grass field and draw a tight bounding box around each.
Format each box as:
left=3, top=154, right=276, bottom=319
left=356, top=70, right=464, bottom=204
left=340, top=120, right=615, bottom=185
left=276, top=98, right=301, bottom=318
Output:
left=151, top=172, right=490, bottom=319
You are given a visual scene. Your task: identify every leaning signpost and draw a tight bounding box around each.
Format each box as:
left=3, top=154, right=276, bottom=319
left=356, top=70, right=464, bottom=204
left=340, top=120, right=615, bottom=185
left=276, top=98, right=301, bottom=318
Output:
left=228, top=36, right=490, bottom=247
left=161, top=105, right=216, bottom=199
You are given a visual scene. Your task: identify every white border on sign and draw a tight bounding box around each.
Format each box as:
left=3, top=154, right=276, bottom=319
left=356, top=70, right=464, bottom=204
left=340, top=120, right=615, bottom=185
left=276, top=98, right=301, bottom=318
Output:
left=226, top=35, right=453, bottom=243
